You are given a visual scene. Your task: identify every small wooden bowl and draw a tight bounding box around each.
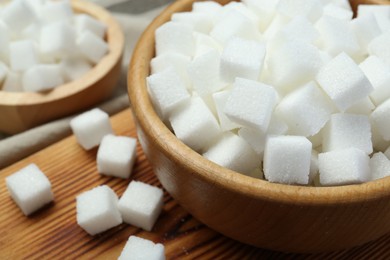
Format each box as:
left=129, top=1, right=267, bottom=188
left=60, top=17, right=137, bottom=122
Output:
left=0, top=0, right=124, bottom=134
left=128, top=0, right=390, bottom=253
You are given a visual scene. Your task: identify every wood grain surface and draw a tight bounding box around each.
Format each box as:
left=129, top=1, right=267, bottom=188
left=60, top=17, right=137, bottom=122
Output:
left=1, top=109, right=390, bottom=259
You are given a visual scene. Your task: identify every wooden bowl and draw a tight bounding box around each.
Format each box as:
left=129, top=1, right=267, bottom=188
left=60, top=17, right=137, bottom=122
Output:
left=128, top=0, right=390, bottom=253
left=0, top=0, right=124, bottom=134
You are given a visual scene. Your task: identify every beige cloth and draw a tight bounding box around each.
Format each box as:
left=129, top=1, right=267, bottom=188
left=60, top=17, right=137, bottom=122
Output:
left=0, top=5, right=167, bottom=169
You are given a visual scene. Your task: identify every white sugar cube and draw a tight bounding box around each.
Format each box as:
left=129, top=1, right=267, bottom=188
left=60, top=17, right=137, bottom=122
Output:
left=358, top=5, right=390, bottom=33
left=370, top=152, right=390, bottom=181
left=263, top=14, right=290, bottom=41
left=221, top=2, right=260, bottom=26
left=40, top=0, right=73, bottom=24
left=345, top=97, right=375, bottom=116
left=187, top=49, right=223, bottom=96
left=224, top=78, right=278, bottom=132
left=171, top=12, right=213, bottom=34
left=322, top=113, right=372, bottom=154
left=146, top=67, right=190, bottom=120
left=70, top=108, right=113, bottom=150
left=204, top=132, right=261, bottom=174
left=351, top=14, right=382, bottom=53
left=263, top=135, right=312, bottom=185
left=77, top=31, right=108, bottom=64
left=315, top=15, right=360, bottom=58
left=155, top=22, right=195, bottom=56
left=10, top=40, right=38, bottom=72
left=267, top=40, right=323, bottom=94
left=60, top=57, right=92, bottom=81
left=6, top=164, right=53, bottom=216
left=23, top=65, right=64, bottom=92
left=277, top=0, right=323, bottom=23
left=2, top=71, right=23, bottom=92
left=371, top=99, right=390, bottom=141
left=242, top=0, right=278, bottom=31
left=0, top=21, right=9, bottom=62
left=40, top=21, right=76, bottom=59
left=220, top=37, right=266, bottom=83
left=323, top=3, right=353, bottom=20
left=275, top=81, right=334, bottom=137
left=118, top=181, right=164, bottom=231
left=238, top=128, right=266, bottom=156
left=74, top=14, right=107, bottom=39
left=169, top=96, right=221, bottom=152
left=118, top=236, right=165, bottom=260
left=212, top=90, right=241, bottom=131
left=359, top=56, right=390, bottom=106
left=76, top=185, right=122, bottom=235
left=194, top=32, right=223, bottom=57
left=2, top=0, right=35, bottom=32
left=97, top=135, right=137, bottom=179
left=368, top=32, right=390, bottom=66
left=316, top=52, right=374, bottom=112
left=318, top=148, right=370, bottom=186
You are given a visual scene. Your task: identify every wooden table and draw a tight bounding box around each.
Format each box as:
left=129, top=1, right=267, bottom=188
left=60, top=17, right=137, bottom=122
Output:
left=1, top=109, right=390, bottom=259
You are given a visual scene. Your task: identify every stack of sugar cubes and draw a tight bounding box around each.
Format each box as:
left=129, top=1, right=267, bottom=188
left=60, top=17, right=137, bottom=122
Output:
left=0, top=0, right=108, bottom=92
left=147, top=0, right=390, bottom=186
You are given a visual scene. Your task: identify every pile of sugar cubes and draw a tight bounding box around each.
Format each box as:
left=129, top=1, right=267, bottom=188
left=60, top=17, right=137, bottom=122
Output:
left=0, top=0, right=108, bottom=92
left=147, top=0, right=390, bottom=186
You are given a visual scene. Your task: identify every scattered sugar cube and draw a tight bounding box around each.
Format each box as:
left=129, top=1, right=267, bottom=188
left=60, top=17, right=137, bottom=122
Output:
left=118, top=236, right=165, bottom=260
left=40, top=0, right=73, bottom=24
left=1, top=0, right=36, bottom=32
left=212, top=90, right=241, bottom=131
left=60, top=57, right=92, bottom=82
left=169, top=96, right=221, bottom=152
left=155, top=21, right=195, bottom=56
left=275, top=81, right=334, bottom=137
left=210, top=10, right=259, bottom=44
left=371, top=99, right=390, bottom=141
left=267, top=40, right=323, bottom=94
left=171, top=12, right=213, bottom=34
left=224, top=78, right=278, bottom=132
left=118, top=181, right=164, bottom=231
left=6, top=164, right=54, bottom=216
left=203, top=132, right=261, bottom=174
left=277, top=0, right=323, bottom=23
left=2, top=71, right=23, bottom=92
left=322, top=113, right=372, bottom=154
left=76, top=185, right=122, bottom=235
left=146, top=67, right=190, bottom=120
left=97, top=135, right=137, bottom=179
left=74, top=14, right=107, bottom=39
left=359, top=56, right=390, bottom=106
left=187, top=49, right=223, bottom=96
left=70, top=108, right=113, bottom=150
left=315, top=52, right=374, bottom=112
left=220, top=37, right=266, bottom=83
left=77, top=31, right=108, bottom=64
left=370, top=152, right=390, bottom=181
left=351, top=14, right=382, bottom=53
left=9, top=40, right=38, bottom=72
left=323, top=3, right=353, bottom=20
left=318, top=148, right=370, bottom=186
left=22, top=65, right=64, bottom=92
left=263, top=135, right=312, bottom=185
left=368, top=32, right=390, bottom=66
left=40, top=21, right=76, bottom=59
left=237, top=128, right=266, bottom=156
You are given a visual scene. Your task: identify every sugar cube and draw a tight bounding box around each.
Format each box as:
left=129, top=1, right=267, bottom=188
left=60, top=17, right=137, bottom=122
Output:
left=9, top=40, right=38, bottom=72
left=371, top=99, right=390, bottom=141
left=118, top=236, right=165, bottom=260
left=241, top=0, right=278, bottom=31
left=212, top=90, right=241, bottom=131
left=22, top=65, right=64, bottom=92
left=323, top=3, right=353, bottom=20
left=277, top=0, right=323, bottom=23
left=171, top=12, right=213, bottom=34
left=74, top=14, right=107, bottom=39
left=220, top=37, right=266, bottom=83
left=315, top=52, right=374, bottom=112
left=169, top=96, right=221, bottom=152
left=351, top=14, right=382, bottom=53
left=370, top=152, right=390, bottom=181
left=224, top=78, right=278, bottom=132
left=70, top=108, right=113, bottom=150
left=77, top=31, right=108, bottom=64
left=263, top=135, right=312, bottom=185
left=97, top=135, right=137, bottom=179
left=118, top=181, right=164, bottom=231
left=203, top=132, right=261, bottom=174
left=318, top=148, right=370, bottom=186
left=275, top=81, right=334, bottom=137
left=76, top=185, right=122, bottom=235
left=60, top=57, right=92, bottom=81
left=6, top=164, right=54, bottom=216
left=40, top=0, right=73, bottom=24
left=368, top=32, right=390, bottom=66
left=1, top=0, right=36, bottom=32
left=155, top=22, right=195, bottom=56
left=322, top=113, right=372, bottom=154
left=357, top=5, right=390, bottom=33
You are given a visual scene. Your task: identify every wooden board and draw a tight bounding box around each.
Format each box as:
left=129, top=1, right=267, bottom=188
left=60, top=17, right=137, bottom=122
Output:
left=1, top=108, right=390, bottom=259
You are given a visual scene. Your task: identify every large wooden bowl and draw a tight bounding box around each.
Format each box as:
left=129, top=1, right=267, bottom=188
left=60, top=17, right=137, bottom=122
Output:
left=0, top=0, right=124, bottom=134
left=128, top=0, right=390, bottom=253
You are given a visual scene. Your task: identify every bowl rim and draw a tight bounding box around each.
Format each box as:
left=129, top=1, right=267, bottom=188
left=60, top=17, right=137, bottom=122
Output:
left=128, top=0, right=390, bottom=207
left=0, top=0, right=124, bottom=106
